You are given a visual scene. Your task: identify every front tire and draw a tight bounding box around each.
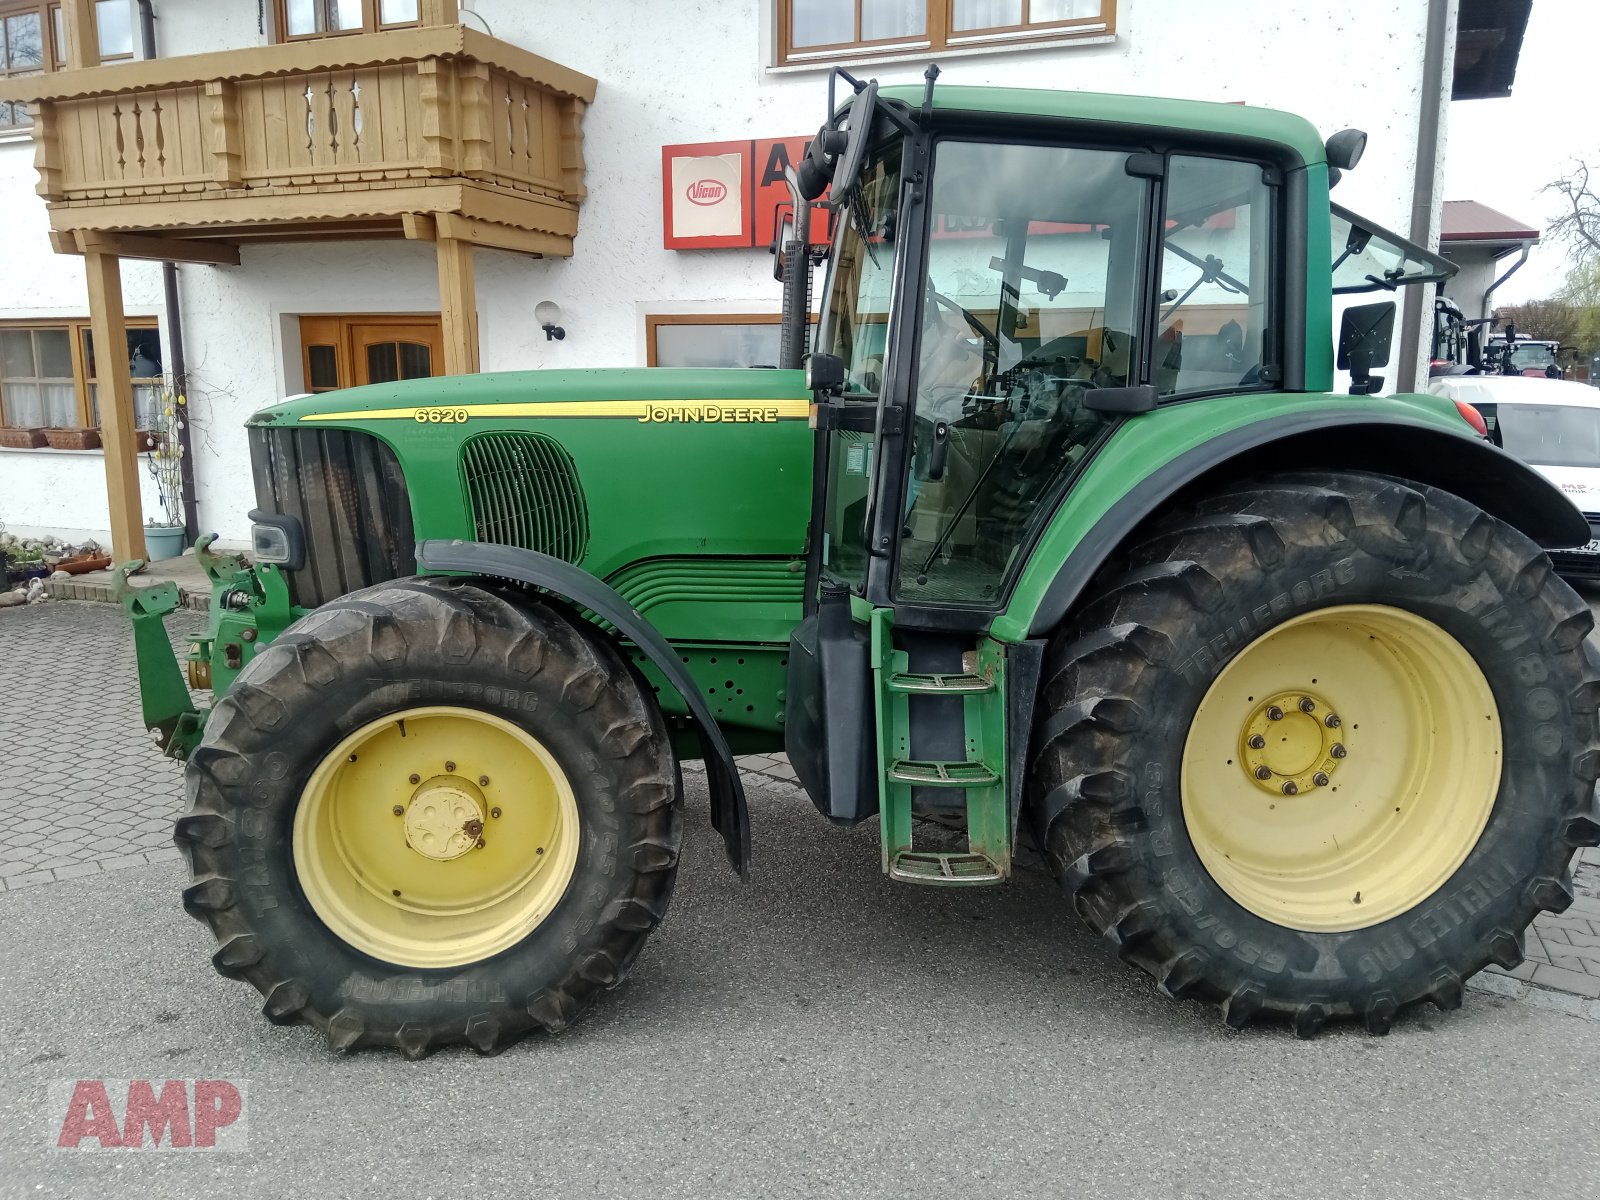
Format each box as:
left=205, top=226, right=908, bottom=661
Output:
left=1030, top=471, right=1600, bottom=1034
left=175, top=578, right=681, bottom=1057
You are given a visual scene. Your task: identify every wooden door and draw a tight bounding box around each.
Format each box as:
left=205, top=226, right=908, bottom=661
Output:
left=351, top=321, right=444, bottom=385
left=299, top=315, right=443, bottom=392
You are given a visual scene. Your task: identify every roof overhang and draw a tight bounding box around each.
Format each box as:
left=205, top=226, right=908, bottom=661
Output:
left=1453, top=0, right=1533, bottom=100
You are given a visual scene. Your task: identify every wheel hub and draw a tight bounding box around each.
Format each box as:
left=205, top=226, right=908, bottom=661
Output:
left=294, top=706, right=582, bottom=968
left=1238, top=690, right=1345, bottom=795
left=402, top=776, right=487, bottom=862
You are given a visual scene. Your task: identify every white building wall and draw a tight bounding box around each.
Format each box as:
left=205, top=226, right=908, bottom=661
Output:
left=0, top=0, right=1443, bottom=544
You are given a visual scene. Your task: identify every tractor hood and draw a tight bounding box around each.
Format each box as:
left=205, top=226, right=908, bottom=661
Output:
left=244, top=366, right=817, bottom=602
left=248, top=366, right=810, bottom=427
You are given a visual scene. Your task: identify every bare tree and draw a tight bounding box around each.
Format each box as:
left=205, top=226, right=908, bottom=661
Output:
left=1499, top=298, right=1582, bottom=346
left=1546, top=161, right=1600, bottom=264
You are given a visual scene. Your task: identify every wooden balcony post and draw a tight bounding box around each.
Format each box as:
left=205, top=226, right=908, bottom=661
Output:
left=31, top=101, right=63, bottom=200
left=458, top=61, right=493, bottom=177
left=60, top=0, right=100, bottom=70
left=205, top=80, right=244, bottom=188
left=83, top=250, right=148, bottom=562
left=417, top=57, right=458, bottom=176
left=436, top=236, right=479, bottom=375
left=419, top=0, right=460, bottom=25
left=559, top=97, right=587, bottom=203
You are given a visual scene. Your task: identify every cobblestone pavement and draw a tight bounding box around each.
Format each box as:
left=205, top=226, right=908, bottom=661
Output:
left=0, top=601, right=203, bottom=890
left=5, top=596, right=1600, bottom=1013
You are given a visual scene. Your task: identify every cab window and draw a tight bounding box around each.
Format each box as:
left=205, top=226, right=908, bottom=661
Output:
left=1156, top=156, right=1275, bottom=397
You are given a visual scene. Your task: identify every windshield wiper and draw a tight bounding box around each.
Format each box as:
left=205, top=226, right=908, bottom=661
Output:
left=1160, top=247, right=1245, bottom=324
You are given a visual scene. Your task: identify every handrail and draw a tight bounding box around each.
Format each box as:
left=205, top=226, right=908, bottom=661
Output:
left=0, top=24, right=596, bottom=106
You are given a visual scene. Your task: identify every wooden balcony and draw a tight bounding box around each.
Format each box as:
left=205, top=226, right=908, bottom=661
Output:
left=0, top=23, right=596, bottom=258
left=0, top=3, right=597, bottom=563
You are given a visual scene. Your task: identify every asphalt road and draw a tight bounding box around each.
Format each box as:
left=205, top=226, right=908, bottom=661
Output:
left=2, top=775, right=1600, bottom=1200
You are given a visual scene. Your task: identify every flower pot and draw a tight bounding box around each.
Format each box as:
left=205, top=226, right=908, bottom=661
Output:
left=43, top=427, right=102, bottom=451
left=144, top=524, right=187, bottom=562
left=0, top=427, right=47, bottom=449
left=58, top=553, right=112, bottom=575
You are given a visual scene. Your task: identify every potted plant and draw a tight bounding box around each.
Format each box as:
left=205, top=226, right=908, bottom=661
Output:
left=143, top=389, right=188, bottom=561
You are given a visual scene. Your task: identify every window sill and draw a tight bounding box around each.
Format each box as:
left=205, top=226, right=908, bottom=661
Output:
left=0, top=443, right=104, bottom=456
left=767, top=31, right=1116, bottom=75
left=0, top=127, right=35, bottom=145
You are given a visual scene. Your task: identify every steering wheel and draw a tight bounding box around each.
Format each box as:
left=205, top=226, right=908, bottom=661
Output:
left=928, top=286, right=999, bottom=347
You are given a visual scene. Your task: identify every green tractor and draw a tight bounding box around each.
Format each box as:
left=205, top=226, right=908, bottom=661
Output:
left=124, top=69, right=1600, bottom=1054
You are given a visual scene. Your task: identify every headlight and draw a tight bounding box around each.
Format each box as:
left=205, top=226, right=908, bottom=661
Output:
left=247, top=510, right=305, bottom=569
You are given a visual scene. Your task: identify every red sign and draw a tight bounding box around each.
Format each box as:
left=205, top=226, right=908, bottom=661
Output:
left=663, top=137, right=831, bottom=251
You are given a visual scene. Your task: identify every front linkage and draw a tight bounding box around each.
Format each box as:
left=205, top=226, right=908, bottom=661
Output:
left=112, top=533, right=295, bottom=761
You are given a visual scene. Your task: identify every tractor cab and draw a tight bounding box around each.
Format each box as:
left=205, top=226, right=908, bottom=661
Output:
left=779, top=71, right=1460, bottom=884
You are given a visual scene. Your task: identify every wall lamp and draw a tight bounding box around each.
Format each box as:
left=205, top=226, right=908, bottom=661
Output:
left=535, top=300, right=566, bottom=341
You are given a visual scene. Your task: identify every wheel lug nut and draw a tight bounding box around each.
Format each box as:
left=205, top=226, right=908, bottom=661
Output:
left=1247, top=735, right=1266, bottom=749
left=1255, top=765, right=1273, bottom=780
left=408, top=773, right=420, bottom=785
left=445, top=761, right=456, bottom=773
left=1312, top=772, right=1330, bottom=787
left=1330, top=744, right=1347, bottom=759
left=1281, top=781, right=1299, bottom=796
left=392, top=805, right=405, bottom=816
left=479, top=775, right=490, bottom=786
left=1324, top=713, right=1341, bottom=728
left=1266, top=706, right=1284, bottom=721
left=1298, top=697, right=1316, bottom=713
left=490, top=807, right=502, bottom=819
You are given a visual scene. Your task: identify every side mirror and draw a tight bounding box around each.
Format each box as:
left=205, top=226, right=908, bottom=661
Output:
left=1337, top=300, right=1396, bottom=395
left=771, top=211, right=795, bottom=282
left=1325, top=128, right=1368, bottom=171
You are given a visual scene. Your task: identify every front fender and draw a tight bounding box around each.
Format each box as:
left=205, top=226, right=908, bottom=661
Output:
left=415, top=539, right=750, bottom=876
left=997, top=393, right=1588, bottom=642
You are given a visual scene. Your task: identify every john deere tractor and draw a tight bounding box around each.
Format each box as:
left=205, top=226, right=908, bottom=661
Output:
left=124, top=70, right=1600, bottom=1055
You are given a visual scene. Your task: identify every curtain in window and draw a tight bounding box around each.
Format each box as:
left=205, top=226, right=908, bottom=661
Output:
left=952, top=0, right=1098, bottom=30
left=860, top=0, right=923, bottom=40
left=792, top=0, right=924, bottom=47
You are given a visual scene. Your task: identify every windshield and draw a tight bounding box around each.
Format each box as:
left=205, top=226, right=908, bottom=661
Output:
left=1330, top=204, right=1455, bottom=294
left=1480, top=402, right=1600, bottom=468
left=1510, top=343, right=1559, bottom=371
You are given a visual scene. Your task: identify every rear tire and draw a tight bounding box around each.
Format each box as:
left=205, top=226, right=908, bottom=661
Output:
left=175, top=578, right=681, bottom=1057
left=1029, top=471, right=1600, bottom=1035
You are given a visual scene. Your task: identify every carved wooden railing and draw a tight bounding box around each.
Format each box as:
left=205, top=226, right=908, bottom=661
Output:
left=3, top=25, right=593, bottom=215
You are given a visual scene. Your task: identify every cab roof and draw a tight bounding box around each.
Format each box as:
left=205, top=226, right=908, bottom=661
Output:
left=879, top=84, right=1328, bottom=167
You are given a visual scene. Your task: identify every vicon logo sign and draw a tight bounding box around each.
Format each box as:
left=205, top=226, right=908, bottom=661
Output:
left=52, top=1079, right=248, bottom=1151
left=685, top=178, right=729, bottom=206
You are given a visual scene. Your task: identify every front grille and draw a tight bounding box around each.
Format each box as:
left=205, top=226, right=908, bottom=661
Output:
left=249, top=426, right=415, bottom=608
left=460, top=431, right=589, bottom=563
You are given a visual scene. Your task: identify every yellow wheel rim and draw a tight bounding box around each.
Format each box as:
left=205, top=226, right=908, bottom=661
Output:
left=293, top=705, right=581, bottom=968
left=1180, top=604, right=1501, bottom=933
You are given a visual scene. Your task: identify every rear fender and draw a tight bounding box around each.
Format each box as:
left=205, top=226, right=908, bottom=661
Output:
left=998, top=402, right=1588, bottom=643
left=415, top=539, right=750, bottom=876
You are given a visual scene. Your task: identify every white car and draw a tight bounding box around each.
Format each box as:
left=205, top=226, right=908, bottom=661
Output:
left=1428, top=375, right=1600, bottom=577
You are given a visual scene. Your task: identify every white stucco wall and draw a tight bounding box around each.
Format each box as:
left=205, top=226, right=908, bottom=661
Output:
left=0, top=0, right=1446, bottom=543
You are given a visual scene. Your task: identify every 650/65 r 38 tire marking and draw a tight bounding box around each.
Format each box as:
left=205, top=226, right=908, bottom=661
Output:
left=174, top=577, right=682, bottom=1058
left=1028, top=470, right=1600, bottom=1036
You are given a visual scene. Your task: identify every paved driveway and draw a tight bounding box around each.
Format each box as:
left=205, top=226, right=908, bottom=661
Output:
left=3, top=600, right=1600, bottom=1197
